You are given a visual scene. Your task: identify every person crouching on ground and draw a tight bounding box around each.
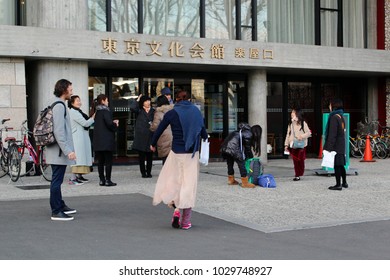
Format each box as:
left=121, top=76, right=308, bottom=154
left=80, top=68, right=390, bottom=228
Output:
left=150, top=90, right=208, bottom=230
left=220, top=123, right=262, bottom=188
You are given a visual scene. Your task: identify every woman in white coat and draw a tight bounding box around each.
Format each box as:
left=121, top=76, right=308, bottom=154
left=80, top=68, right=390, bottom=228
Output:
left=68, top=95, right=95, bottom=184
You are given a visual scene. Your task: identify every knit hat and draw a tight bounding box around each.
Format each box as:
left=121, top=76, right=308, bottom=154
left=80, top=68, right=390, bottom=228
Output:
left=161, top=87, right=171, bottom=95
left=138, top=95, right=151, bottom=108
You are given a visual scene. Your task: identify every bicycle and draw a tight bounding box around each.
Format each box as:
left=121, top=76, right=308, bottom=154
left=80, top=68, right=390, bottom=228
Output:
left=16, top=120, right=51, bottom=182
left=349, top=136, right=364, bottom=158
left=376, top=122, right=390, bottom=154
left=0, top=119, right=21, bottom=182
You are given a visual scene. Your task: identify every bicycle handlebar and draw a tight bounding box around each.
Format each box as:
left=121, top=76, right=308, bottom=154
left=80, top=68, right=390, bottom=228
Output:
left=1, top=118, right=10, bottom=125
left=20, top=120, right=31, bottom=134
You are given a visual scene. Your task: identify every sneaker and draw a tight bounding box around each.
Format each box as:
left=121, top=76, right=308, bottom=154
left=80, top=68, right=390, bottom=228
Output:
left=62, top=206, right=77, bottom=215
left=171, top=209, right=181, bottom=229
left=68, top=179, right=84, bottom=186
left=51, top=211, right=74, bottom=221
left=77, top=175, right=89, bottom=182
left=293, top=177, right=300, bottom=181
left=181, top=223, right=192, bottom=230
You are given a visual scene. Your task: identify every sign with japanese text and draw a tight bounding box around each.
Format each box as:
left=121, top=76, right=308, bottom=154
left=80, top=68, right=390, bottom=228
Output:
left=101, top=38, right=274, bottom=61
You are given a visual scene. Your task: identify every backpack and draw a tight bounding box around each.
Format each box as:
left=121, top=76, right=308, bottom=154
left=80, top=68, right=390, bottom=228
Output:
left=33, top=101, right=66, bottom=146
left=258, top=174, right=277, bottom=188
left=245, top=158, right=263, bottom=185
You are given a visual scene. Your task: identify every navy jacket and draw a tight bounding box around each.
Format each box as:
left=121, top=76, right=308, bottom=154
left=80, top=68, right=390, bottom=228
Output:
left=151, top=109, right=207, bottom=154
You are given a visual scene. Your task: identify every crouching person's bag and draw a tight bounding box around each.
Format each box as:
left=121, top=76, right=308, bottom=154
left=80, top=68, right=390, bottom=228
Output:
left=258, top=174, right=276, bottom=188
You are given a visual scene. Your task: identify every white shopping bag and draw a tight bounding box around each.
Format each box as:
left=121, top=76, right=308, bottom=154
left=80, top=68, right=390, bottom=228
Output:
left=199, top=139, right=209, bottom=166
left=321, top=150, right=337, bottom=169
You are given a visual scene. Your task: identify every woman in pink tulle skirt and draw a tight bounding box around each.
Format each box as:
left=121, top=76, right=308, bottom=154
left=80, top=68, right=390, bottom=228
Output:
left=150, top=91, right=208, bottom=230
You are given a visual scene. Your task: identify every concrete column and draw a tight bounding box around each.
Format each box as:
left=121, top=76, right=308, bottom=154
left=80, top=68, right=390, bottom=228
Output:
left=366, top=0, right=377, bottom=49
left=248, top=70, right=267, bottom=164
left=28, top=60, right=88, bottom=128
left=26, top=0, right=88, bottom=29
left=24, top=1, right=89, bottom=129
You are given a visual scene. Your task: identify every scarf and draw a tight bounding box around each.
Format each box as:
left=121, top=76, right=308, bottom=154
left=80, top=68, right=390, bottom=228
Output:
left=174, top=100, right=204, bottom=157
left=96, top=104, right=110, bottom=111
left=70, top=106, right=91, bottom=130
left=325, top=108, right=344, bottom=139
left=76, top=107, right=89, bottom=121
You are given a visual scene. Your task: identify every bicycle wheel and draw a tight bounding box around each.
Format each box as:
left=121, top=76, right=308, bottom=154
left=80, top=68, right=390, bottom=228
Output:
left=8, top=144, right=21, bottom=182
left=39, top=146, right=52, bottom=182
left=18, top=149, right=36, bottom=178
left=375, top=142, right=388, bottom=159
left=350, top=142, right=362, bottom=158
left=0, top=152, right=8, bottom=178
left=357, top=138, right=366, bottom=156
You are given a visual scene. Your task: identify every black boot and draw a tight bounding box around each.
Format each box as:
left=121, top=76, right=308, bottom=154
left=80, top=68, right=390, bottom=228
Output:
left=99, top=177, right=105, bottom=186
left=105, top=180, right=117, bottom=187
left=328, top=185, right=342, bottom=191
left=342, top=183, right=349, bottom=188
left=146, top=163, right=152, bottom=178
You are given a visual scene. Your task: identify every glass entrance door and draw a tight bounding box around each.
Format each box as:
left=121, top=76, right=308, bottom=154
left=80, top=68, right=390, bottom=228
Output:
left=140, top=78, right=247, bottom=158
left=89, top=74, right=248, bottom=163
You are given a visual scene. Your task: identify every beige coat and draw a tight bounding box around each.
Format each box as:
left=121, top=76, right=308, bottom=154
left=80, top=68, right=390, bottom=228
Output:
left=150, top=104, right=174, bottom=157
left=284, top=120, right=311, bottom=148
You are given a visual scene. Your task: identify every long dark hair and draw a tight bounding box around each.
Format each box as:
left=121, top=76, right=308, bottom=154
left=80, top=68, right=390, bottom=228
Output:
left=156, top=95, right=169, bottom=107
left=251, top=125, right=262, bottom=157
left=97, top=94, right=108, bottom=105
left=289, top=108, right=305, bottom=132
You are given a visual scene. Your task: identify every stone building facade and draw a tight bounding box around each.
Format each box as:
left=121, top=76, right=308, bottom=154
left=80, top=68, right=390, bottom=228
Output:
left=1, top=1, right=390, bottom=162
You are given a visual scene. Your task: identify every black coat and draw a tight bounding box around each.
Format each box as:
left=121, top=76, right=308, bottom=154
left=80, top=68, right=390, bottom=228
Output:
left=93, top=106, right=117, bottom=152
left=130, top=100, right=155, bottom=152
left=323, top=113, right=346, bottom=155
left=220, top=123, right=253, bottom=161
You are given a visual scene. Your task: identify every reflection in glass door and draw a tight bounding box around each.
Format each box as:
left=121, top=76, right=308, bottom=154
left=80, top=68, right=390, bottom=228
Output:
left=111, top=77, right=139, bottom=157
left=202, top=80, right=246, bottom=157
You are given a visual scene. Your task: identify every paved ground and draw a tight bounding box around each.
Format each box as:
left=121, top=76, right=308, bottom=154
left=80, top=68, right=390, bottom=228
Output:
left=1, top=157, right=390, bottom=259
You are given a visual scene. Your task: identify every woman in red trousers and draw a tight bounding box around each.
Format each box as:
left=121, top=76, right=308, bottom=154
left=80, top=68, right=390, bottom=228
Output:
left=284, top=108, right=311, bottom=181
